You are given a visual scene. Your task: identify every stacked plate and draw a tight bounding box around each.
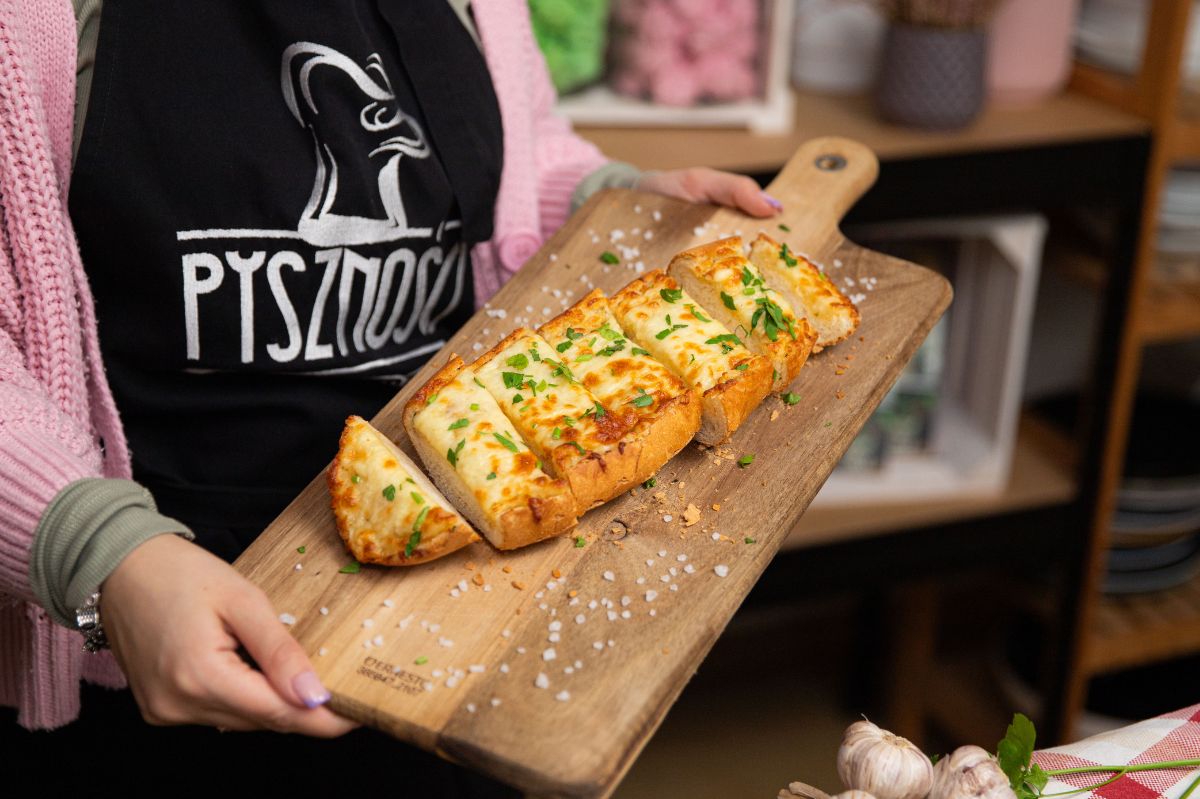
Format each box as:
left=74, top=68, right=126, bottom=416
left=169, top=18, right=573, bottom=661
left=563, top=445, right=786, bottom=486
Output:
left=1158, top=168, right=1200, bottom=262
left=1105, top=394, right=1200, bottom=594
left=1075, top=0, right=1200, bottom=81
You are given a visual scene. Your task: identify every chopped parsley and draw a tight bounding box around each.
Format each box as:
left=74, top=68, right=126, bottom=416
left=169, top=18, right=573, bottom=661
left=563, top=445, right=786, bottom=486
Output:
left=512, top=393, right=524, bottom=404
left=631, top=347, right=650, bottom=357
left=741, top=265, right=755, bottom=286
left=297, top=545, right=306, bottom=554
left=597, top=324, right=621, bottom=341
left=599, top=251, right=619, bottom=265
left=414, top=656, right=428, bottom=665
left=339, top=561, right=361, bottom=574
left=565, top=327, right=583, bottom=340
left=737, top=454, right=754, bottom=468
left=659, top=287, right=683, bottom=304
left=552, top=427, right=562, bottom=440
left=469, top=403, right=480, bottom=411
left=529, top=348, right=541, bottom=362
left=734, top=363, right=749, bottom=371
left=745, top=537, right=757, bottom=544
left=410, top=492, right=424, bottom=505
left=556, top=340, right=572, bottom=353
left=705, top=333, right=743, bottom=349
left=405, top=505, right=430, bottom=557
left=569, top=441, right=587, bottom=455
left=425, top=392, right=439, bottom=405
left=751, top=296, right=797, bottom=342
left=448, top=418, right=469, bottom=430
left=783, top=392, right=801, bottom=406
left=780, top=243, right=798, bottom=267
left=656, top=322, right=688, bottom=340
left=473, top=377, right=486, bottom=388
left=494, top=431, right=519, bottom=452
left=351, top=474, right=361, bottom=484
left=778, top=223, right=791, bottom=232
left=597, top=339, right=626, bottom=357
left=720, top=291, right=737, bottom=311
left=505, top=353, right=529, bottom=370
left=446, top=439, right=466, bottom=467
left=642, top=477, right=656, bottom=488
left=544, top=358, right=577, bottom=383
left=382, top=484, right=397, bottom=501
left=593, top=402, right=606, bottom=418
left=686, top=303, right=712, bottom=322
left=502, top=371, right=526, bottom=389
left=574, top=353, right=594, bottom=363
left=630, top=390, right=654, bottom=408
left=574, top=535, right=586, bottom=548
left=486, top=472, right=497, bottom=480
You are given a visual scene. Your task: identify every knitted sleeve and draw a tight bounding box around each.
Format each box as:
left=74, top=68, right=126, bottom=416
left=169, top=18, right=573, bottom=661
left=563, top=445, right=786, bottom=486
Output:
left=528, top=30, right=613, bottom=241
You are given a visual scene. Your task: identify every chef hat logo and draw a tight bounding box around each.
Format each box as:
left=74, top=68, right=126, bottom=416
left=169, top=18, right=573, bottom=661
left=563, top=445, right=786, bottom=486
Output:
left=282, top=43, right=432, bottom=247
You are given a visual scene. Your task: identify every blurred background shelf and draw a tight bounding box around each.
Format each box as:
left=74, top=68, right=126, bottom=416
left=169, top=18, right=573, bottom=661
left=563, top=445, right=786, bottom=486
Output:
left=1138, top=278, right=1200, bottom=344
left=578, top=88, right=1148, bottom=173
left=785, top=414, right=1076, bottom=550
left=1085, top=573, right=1200, bottom=674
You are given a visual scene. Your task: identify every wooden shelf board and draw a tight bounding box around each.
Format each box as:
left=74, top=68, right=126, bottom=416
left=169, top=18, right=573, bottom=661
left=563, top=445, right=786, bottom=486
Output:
left=1084, top=574, right=1200, bottom=675
left=1137, top=278, right=1200, bottom=343
left=781, top=414, right=1077, bottom=551
left=576, top=89, right=1149, bottom=174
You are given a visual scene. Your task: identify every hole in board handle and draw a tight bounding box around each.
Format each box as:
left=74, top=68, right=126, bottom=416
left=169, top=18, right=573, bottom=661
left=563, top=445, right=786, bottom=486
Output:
left=814, top=154, right=846, bottom=171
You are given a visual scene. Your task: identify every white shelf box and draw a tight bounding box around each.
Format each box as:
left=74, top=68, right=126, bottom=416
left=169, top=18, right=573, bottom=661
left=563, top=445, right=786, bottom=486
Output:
left=812, top=215, right=1047, bottom=506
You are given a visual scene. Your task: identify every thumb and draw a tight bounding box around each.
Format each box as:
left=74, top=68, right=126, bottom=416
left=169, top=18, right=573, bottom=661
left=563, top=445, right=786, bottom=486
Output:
left=224, top=588, right=331, bottom=709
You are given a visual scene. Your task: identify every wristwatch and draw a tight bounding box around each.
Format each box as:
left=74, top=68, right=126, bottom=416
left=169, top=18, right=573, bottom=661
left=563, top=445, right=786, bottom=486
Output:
left=75, top=591, right=109, bottom=653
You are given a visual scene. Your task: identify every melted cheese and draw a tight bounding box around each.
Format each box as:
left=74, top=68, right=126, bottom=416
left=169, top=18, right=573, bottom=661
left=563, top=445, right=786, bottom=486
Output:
left=611, top=272, right=753, bottom=393
left=473, top=331, right=630, bottom=468
left=410, top=369, right=561, bottom=518
left=332, top=417, right=461, bottom=556
left=695, top=250, right=803, bottom=347
left=540, top=298, right=689, bottom=419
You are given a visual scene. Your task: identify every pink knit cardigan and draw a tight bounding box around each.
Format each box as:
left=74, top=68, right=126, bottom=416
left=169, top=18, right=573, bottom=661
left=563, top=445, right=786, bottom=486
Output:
left=0, top=0, right=610, bottom=729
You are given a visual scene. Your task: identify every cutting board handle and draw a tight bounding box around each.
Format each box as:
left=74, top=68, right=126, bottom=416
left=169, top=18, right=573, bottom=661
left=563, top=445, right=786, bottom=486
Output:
left=712, top=136, right=879, bottom=260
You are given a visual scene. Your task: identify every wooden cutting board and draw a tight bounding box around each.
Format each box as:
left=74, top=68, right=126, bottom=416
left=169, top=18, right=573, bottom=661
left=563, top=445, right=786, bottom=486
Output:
left=235, top=137, right=951, bottom=798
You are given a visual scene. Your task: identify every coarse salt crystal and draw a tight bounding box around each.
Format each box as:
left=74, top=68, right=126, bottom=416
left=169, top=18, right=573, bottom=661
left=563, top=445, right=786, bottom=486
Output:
left=645, top=590, right=658, bottom=602
left=646, top=559, right=655, bottom=566
left=432, top=669, right=444, bottom=678
left=449, top=589, right=461, bottom=598
left=549, top=620, right=562, bottom=632
left=423, top=681, right=434, bottom=692
left=457, top=580, right=468, bottom=592
left=279, top=613, right=297, bottom=625
left=660, top=575, right=671, bottom=583
left=362, top=639, right=372, bottom=649
left=593, top=641, right=604, bottom=650
left=466, top=703, right=476, bottom=713
left=564, top=666, right=574, bottom=675
left=714, top=564, right=730, bottom=578
left=491, top=697, right=502, bottom=707
left=294, top=563, right=302, bottom=571
left=658, top=550, right=667, bottom=557
left=362, top=619, right=374, bottom=628
left=372, top=634, right=384, bottom=646
left=653, top=210, right=662, bottom=221
left=588, top=600, right=598, bottom=610
left=649, top=609, right=657, bottom=617
left=483, top=584, right=492, bottom=592
left=574, top=659, right=583, bottom=669
left=634, top=205, right=642, bottom=213
left=644, top=230, right=653, bottom=240
left=382, top=598, right=395, bottom=608
left=320, top=607, right=329, bottom=616
left=608, top=639, right=615, bottom=647
left=500, top=663, right=510, bottom=673
left=549, top=632, right=560, bottom=643
left=676, top=554, right=688, bottom=562
left=535, top=591, right=544, bottom=599
left=546, top=581, right=557, bottom=591
left=636, top=577, right=646, bottom=585
left=472, top=342, right=482, bottom=351
left=538, top=602, right=548, bottom=611
left=621, top=610, right=631, bottom=619
left=549, top=253, right=558, bottom=261
left=556, top=690, right=571, bottom=702
left=663, top=514, right=672, bottom=522
left=684, top=564, right=696, bottom=574
left=621, top=596, right=632, bottom=607
left=543, top=648, right=557, bottom=661
left=711, top=532, right=721, bottom=541
left=517, top=646, right=526, bottom=654
left=535, top=672, right=550, bottom=689
left=429, top=623, right=441, bottom=633
left=575, top=614, right=586, bottom=624
left=318, top=647, right=328, bottom=656
left=485, top=308, right=507, bottom=319
left=669, top=567, right=678, bottom=577
left=469, top=664, right=485, bottom=673
left=524, top=305, right=534, bottom=313
left=569, top=597, right=579, bottom=606
left=607, top=610, right=618, bottom=621
left=670, top=584, right=679, bottom=592
left=501, top=629, right=512, bottom=638
left=542, top=307, right=551, bottom=315
left=602, top=570, right=615, bottom=581
left=438, top=637, right=454, bottom=647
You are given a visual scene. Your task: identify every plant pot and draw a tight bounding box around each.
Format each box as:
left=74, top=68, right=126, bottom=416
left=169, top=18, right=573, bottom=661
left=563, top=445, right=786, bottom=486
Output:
left=874, top=22, right=987, bottom=130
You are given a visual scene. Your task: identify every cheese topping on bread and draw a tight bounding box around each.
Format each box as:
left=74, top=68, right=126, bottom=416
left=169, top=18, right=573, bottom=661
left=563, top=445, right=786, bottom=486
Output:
left=609, top=270, right=756, bottom=392
left=328, top=415, right=478, bottom=565
left=409, top=364, right=565, bottom=519
left=748, top=233, right=860, bottom=351
left=668, top=237, right=816, bottom=390
left=472, top=329, right=635, bottom=471
left=538, top=289, right=693, bottom=419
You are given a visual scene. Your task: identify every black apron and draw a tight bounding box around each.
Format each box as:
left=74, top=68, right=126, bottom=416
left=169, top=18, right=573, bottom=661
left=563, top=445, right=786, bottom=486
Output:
left=70, top=0, right=503, bottom=560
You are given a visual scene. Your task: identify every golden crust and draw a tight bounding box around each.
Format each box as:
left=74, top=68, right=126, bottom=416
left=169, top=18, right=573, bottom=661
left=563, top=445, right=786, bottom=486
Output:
left=403, top=355, right=577, bottom=549
left=327, top=415, right=478, bottom=566
left=669, top=236, right=817, bottom=391
left=538, top=289, right=702, bottom=491
left=701, top=353, right=774, bottom=443
left=749, top=233, right=860, bottom=352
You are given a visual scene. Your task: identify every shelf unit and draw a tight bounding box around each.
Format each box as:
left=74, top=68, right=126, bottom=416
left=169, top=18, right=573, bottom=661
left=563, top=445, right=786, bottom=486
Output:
left=1055, top=0, right=1200, bottom=741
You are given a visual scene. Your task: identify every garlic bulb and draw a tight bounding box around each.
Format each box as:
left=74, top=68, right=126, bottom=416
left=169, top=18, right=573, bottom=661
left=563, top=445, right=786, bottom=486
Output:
left=837, top=720, right=934, bottom=799
left=930, top=745, right=1017, bottom=799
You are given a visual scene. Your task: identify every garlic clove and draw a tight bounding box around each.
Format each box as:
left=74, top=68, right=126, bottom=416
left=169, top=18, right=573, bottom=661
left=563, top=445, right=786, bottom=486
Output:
left=833, top=792, right=879, bottom=799
left=929, top=745, right=1017, bottom=799
left=836, top=720, right=934, bottom=799
left=778, top=782, right=834, bottom=799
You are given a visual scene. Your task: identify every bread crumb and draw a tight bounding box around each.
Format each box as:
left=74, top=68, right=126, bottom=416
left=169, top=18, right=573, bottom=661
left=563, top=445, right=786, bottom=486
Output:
left=512, top=580, right=526, bottom=590
left=682, top=504, right=701, bottom=527
left=770, top=409, right=780, bottom=421
left=502, top=565, right=513, bottom=574
left=711, top=503, right=721, bottom=512
left=551, top=568, right=562, bottom=579
left=465, top=562, right=476, bottom=570
left=472, top=573, right=485, bottom=586
left=568, top=590, right=578, bottom=598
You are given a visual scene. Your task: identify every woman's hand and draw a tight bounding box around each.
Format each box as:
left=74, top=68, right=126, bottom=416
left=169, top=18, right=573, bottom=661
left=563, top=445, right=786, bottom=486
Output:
left=635, top=167, right=783, bottom=218
left=102, top=534, right=357, bottom=736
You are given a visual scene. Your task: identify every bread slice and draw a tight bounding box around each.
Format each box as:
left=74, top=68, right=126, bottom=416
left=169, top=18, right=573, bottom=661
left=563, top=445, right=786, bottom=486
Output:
left=609, top=270, right=773, bottom=445
left=404, top=356, right=576, bottom=549
left=470, top=328, right=645, bottom=513
left=668, top=236, right=817, bottom=392
left=538, top=289, right=702, bottom=486
left=748, top=233, right=860, bottom=352
left=328, top=415, right=479, bottom=565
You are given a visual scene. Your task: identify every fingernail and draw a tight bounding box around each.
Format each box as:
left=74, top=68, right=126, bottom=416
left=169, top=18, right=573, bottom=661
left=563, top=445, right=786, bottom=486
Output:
left=293, top=670, right=331, bottom=708
left=761, top=191, right=783, bottom=211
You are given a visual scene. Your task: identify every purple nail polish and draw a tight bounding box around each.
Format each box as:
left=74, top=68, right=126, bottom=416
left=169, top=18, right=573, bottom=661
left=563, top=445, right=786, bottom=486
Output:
left=293, top=670, right=331, bottom=708
left=761, top=191, right=783, bottom=211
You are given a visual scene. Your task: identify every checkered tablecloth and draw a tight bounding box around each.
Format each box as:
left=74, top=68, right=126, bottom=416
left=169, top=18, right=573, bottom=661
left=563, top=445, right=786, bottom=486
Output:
left=1033, top=704, right=1200, bottom=799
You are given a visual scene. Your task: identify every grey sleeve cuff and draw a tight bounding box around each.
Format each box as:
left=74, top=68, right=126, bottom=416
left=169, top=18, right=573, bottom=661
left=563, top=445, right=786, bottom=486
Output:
left=30, top=478, right=194, bottom=628
left=571, top=161, right=645, bottom=213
